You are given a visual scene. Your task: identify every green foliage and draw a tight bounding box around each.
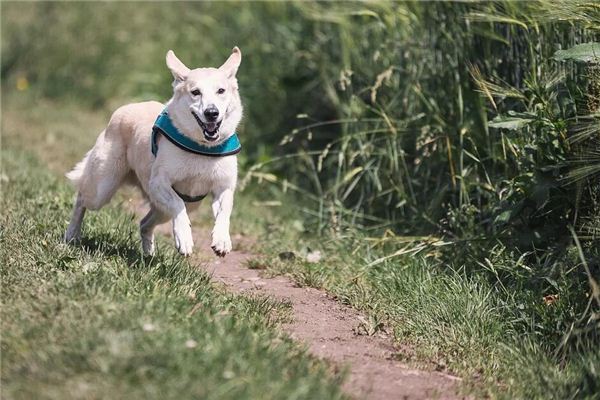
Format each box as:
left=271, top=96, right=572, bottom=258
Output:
left=554, top=42, right=600, bottom=63
left=488, top=113, right=536, bottom=130
left=234, top=1, right=599, bottom=271
left=251, top=1, right=599, bottom=248
left=0, top=2, right=311, bottom=157
left=236, top=1, right=600, bottom=397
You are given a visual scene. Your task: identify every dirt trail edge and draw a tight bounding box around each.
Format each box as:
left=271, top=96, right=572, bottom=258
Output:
left=134, top=201, right=462, bottom=400
left=202, top=236, right=463, bottom=400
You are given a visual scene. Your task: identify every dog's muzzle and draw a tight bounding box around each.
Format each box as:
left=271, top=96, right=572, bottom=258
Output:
left=191, top=111, right=221, bottom=142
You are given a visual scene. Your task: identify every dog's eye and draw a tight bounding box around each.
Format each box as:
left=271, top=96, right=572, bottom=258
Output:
left=217, top=88, right=225, bottom=94
left=191, top=89, right=201, bottom=96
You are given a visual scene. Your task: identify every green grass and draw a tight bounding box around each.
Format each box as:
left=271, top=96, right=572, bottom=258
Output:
left=238, top=213, right=600, bottom=399
left=0, top=149, right=346, bottom=400
left=0, top=105, right=346, bottom=399
left=3, top=94, right=597, bottom=399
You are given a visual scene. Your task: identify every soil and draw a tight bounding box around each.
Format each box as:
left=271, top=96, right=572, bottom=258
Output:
left=131, top=199, right=463, bottom=400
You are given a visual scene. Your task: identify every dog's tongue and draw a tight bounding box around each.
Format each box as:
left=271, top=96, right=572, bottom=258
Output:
left=204, top=122, right=218, bottom=133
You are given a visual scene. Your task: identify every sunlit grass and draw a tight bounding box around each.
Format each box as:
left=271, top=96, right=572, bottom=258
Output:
left=0, top=148, right=346, bottom=400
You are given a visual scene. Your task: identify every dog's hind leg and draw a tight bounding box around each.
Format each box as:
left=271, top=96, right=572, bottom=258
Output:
left=65, top=123, right=130, bottom=243
left=140, top=205, right=170, bottom=256
left=64, top=192, right=86, bottom=243
left=75, top=128, right=131, bottom=211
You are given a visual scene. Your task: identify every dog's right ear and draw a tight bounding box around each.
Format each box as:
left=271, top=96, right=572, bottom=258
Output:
left=166, top=50, right=190, bottom=83
left=219, top=47, right=242, bottom=79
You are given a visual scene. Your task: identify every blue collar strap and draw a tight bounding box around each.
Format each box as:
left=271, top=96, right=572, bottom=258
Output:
left=151, top=110, right=240, bottom=202
left=151, top=111, right=241, bottom=157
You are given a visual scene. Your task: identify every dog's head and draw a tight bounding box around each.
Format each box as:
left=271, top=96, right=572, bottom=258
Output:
left=165, top=47, right=243, bottom=145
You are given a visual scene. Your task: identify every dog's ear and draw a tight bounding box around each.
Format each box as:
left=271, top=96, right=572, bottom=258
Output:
left=166, top=50, right=190, bottom=82
left=219, top=47, right=242, bottom=79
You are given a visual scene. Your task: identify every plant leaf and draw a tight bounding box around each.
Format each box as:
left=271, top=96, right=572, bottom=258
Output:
left=488, top=115, right=535, bottom=130
left=553, top=42, right=600, bottom=64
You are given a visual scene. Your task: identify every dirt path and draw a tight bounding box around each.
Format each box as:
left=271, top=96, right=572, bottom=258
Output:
left=132, top=200, right=462, bottom=400
left=203, top=249, right=461, bottom=399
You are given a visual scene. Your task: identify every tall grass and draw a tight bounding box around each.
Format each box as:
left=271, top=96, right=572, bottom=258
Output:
left=250, top=1, right=599, bottom=242
left=242, top=1, right=600, bottom=282
left=240, top=2, right=600, bottom=394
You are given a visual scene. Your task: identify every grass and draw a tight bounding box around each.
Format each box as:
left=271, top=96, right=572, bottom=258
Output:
left=0, top=96, right=346, bottom=399
left=226, top=3, right=600, bottom=397
left=238, top=209, right=600, bottom=399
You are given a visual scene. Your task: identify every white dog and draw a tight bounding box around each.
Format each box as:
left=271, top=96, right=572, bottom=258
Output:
left=64, top=47, right=243, bottom=257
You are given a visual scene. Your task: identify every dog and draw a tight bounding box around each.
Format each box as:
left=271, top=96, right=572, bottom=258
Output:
left=64, top=47, right=243, bottom=257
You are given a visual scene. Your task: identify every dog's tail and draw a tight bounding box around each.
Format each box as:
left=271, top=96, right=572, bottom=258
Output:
left=66, top=149, right=92, bottom=188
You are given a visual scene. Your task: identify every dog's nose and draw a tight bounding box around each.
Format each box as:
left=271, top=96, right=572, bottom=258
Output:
left=204, top=107, right=219, bottom=121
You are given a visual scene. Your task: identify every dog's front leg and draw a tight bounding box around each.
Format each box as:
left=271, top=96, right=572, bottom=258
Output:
left=211, top=187, right=234, bottom=257
left=148, top=173, right=194, bottom=256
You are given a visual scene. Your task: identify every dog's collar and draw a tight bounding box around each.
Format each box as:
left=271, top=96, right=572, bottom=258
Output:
left=151, top=110, right=240, bottom=203
left=151, top=110, right=241, bottom=157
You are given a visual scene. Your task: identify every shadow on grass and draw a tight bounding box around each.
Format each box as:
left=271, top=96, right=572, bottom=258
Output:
left=75, top=232, right=210, bottom=285
left=79, top=234, right=155, bottom=269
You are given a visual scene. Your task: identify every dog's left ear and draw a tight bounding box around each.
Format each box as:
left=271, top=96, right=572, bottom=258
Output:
left=219, top=47, right=242, bottom=79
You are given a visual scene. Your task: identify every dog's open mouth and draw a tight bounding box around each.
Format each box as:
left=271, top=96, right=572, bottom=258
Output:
left=191, top=111, right=221, bottom=142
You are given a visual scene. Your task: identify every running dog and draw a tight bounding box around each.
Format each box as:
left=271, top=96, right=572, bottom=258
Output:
left=64, top=47, right=243, bottom=257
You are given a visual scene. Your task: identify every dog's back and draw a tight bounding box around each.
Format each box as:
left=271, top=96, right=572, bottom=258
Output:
left=66, top=101, right=163, bottom=209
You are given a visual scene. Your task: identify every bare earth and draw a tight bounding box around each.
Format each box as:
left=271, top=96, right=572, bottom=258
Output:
left=133, top=200, right=463, bottom=400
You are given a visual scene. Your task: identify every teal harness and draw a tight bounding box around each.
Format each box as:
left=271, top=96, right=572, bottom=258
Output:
left=151, top=110, right=241, bottom=203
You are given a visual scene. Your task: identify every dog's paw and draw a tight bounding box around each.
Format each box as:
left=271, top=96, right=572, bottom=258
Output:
left=211, top=229, right=232, bottom=257
left=174, top=228, right=194, bottom=256
left=173, top=217, right=194, bottom=256
left=64, top=227, right=81, bottom=244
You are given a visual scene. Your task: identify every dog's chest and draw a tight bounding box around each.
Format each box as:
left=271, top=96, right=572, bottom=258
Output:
left=170, top=154, right=237, bottom=197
